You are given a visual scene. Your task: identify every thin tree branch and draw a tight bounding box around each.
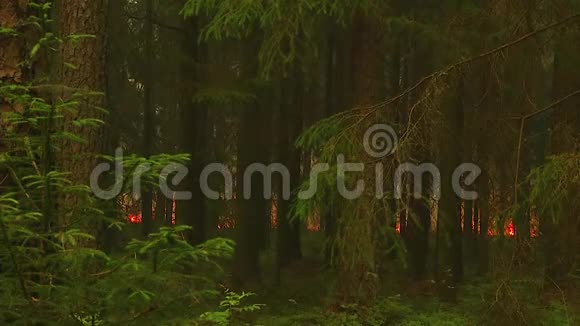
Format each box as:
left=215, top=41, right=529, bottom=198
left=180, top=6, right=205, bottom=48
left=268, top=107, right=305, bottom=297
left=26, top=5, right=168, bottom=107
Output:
left=125, top=13, right=186, bottom=34
left=353, top=13, right=580, bottom=113
left=514, top=88, right=580, bottom=203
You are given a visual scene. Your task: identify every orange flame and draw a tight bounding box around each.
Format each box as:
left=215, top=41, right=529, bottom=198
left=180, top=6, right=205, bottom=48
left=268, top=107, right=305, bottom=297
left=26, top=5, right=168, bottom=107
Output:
left=505, top=222, right=515, bottom=238
left=128, top=213, right=142, bottom=224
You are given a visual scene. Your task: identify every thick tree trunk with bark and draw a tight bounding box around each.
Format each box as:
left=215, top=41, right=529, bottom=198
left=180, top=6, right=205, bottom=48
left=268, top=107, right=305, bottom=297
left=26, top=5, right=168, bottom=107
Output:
left=56, top=0, right=107, bottom=236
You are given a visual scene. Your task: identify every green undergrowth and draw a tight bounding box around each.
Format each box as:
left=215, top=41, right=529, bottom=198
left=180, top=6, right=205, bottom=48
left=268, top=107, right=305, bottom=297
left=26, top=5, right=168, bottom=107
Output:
left=247, top=257, right=578, bottom=325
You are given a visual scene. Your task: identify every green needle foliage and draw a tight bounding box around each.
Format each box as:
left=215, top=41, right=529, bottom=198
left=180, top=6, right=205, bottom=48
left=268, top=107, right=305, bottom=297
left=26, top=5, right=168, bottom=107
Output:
left=0, top=2, right=246, bottom=324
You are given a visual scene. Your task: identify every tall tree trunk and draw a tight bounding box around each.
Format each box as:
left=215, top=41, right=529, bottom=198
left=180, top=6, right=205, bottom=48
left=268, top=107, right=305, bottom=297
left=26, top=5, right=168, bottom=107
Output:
left=461, top=61, right=480, bottom=261
left=321, top=21, right=352, bottom=266
left=513, top=15, right=547, bottom=255
left=232, top=38, right=266, bottom=287
left=276, top=66, right=303, bottom=277
left=477, top=173, right=490, bottom=275
left=141, top=0, right=154, bottom=237
left=56, top=0, right=107, bottom=238
left=475, top=54, right=500, bottom=276
left=322, top=23, right=337, bottom=266
left=100, top=0, right=128, bottom=252
left=406, top=31, right=434, bottom=281
left=438, top=79, right=464, bottom=284
left=256, top=84, right=273, bottom=252
left=177, top=17, right=208, bottom=245
left=335, top=12, right=384, bottom=302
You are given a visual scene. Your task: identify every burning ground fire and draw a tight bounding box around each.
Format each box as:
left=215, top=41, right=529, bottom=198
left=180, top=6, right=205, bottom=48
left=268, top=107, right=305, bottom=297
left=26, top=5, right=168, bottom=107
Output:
left=123, top=195, right=537, bottom=238
left=122, top=193, right=177, bottom=225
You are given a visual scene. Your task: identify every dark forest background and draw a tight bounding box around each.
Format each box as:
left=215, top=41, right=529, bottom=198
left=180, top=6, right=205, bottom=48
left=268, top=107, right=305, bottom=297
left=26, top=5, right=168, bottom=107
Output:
left=1, top=0, right=580, bottom=325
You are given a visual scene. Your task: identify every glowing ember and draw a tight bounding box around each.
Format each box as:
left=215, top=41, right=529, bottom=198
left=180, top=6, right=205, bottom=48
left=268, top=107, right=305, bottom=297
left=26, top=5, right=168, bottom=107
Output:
left=306, top=211, right=321, bottom=231
left=128, top=213, right=142, bottom=224
left=269, top=194, right=321, bottom=231
left=271, top=196, right=278, bottom=228
left=505, top=221, right=515, bottom=238
left=122, top=194, right=541, bottom=239
left=217, top=218, right=236, bottom=229
left=124, top=195, right=176, bottom=225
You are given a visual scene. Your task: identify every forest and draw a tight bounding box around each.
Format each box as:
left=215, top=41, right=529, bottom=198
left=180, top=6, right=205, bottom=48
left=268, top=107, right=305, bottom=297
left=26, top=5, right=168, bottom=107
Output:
left=1, top=0, right=579, bottom=325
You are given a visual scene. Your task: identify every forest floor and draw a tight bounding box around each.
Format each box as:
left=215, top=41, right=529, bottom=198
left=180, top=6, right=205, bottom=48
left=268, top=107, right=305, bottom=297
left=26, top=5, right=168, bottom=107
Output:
left=230, top=231, right=580, bottom=325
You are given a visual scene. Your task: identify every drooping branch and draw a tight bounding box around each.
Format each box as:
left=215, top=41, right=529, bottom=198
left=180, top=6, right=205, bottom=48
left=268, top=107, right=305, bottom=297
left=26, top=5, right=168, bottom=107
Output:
left=514, top=88, right=580, bottom=203
left=346, top=13, right=580, bottom=114
left=332, top=12, right=580, bottom=165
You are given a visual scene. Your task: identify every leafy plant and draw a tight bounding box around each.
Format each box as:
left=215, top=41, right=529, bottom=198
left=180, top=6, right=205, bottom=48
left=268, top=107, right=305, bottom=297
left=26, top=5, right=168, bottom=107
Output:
left=199, top=290, right=264, bottom=325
